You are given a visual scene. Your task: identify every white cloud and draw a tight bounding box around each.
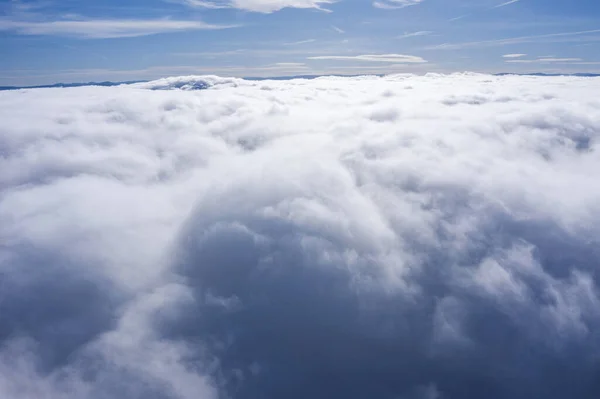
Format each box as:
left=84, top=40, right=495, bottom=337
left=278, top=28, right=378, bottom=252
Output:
left=428, top=28, right=600, bottom=50
left=1, top=74, right=600, bottom=399
left=563, top=61, right=600, bottom=65
left=273, top=62, right=307, bottom=66
left=502, top=53, right=527, bottom=58
left=493, top=0, right=519, bottom=8
left=283, top=38, right=316, bottom=45
left=332, top=25, right=345, bottom=33
left=283, top=39, right=316, bottom=46
left=537, top=58, right=582, bottom=62
left=373, top=0, right=425, bottom=10
left=448, top=14, right=469, bottom=21
left=172, top=0, right=229, bottom=9
left=397, top=30, right=433, bottom=39
left=308, top=53, right=427, bottom=62
left=506, top=57, right=584, bottom=63
left=174, top=0, right=335, bottom=13
left=0, top=17, right=235, bottom=38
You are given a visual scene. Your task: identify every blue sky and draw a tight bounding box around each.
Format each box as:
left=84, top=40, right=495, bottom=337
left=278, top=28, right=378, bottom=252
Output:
left=2, top=0, right=600, bottom=85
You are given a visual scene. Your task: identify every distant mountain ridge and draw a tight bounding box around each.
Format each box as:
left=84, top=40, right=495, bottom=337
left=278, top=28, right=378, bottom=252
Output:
left=2, top=73, right=600, bottom=91
left=0, top=80, right=144, bottom=91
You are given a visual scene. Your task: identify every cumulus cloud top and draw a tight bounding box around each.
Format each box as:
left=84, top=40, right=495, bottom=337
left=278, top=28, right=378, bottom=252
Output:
left=131, top=75, right=245, bottom=90
left=1, top=74, right=600, bottom=399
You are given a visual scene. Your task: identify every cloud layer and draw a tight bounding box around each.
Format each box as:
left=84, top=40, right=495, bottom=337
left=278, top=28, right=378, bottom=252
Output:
left=1, top=74, right=600, bottom=399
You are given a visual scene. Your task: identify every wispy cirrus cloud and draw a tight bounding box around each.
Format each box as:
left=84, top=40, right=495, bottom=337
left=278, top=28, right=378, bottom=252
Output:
left=397, top=30, right=433, bottom=39
left=172, top=45, right=341, bottom=60
left=171, top=0, right=228, bottom=9
left=284, top=38, right=316, bottom=45
left=0, top=17, right=236, bottom=38
left=172, top=0, right=335, bottom=13
left=494, top=0, right=519, bottom=8
left=308, top=53, right=427, bottom=63
left=427, top=29, right=600, bottom=50
left=332, top=25, right=345, bottom=33
left=448, top=14, right=468, bottom=22
left=273, top=62, right=307, bottom=66
left=503, top=53, right=527, bottom=58
left=506, top=57, right=583, bottom=64
left=373, top=0, right=425, bottom=10
left=5, top=0, right=51, bottom=12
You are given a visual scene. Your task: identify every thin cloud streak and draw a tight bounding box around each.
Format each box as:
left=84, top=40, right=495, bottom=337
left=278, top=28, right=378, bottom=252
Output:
left=506, top=57, right=584, bottom=64
left=172, top=0, right=228, bottom=9
left=284, top=39, right=316, bottom=45
left=273, top=62, right=307, bottom=67
left=448, top=14, right=468, bottom=22
left=171, top=0, right=335, bottom=13
left=397, top=30, right=433, bottom=39
left=373, top=0, right=425, bottom=10
left=427, top=29, right=600, bottom=50
left=0, top=17, right=236, bottom=38
left=171, top=43, right=360, bottom=59
left=494, top=0, right=519, bottom=8
left=308, top=54, right=427, bottom=63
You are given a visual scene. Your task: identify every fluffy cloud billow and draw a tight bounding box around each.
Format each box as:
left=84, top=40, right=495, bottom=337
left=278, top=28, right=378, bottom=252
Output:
left=1, top=73, right=600, bottom=399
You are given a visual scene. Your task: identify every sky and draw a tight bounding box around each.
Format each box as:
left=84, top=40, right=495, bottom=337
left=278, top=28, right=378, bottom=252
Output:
left=2, top=0, right=600, bottom=84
